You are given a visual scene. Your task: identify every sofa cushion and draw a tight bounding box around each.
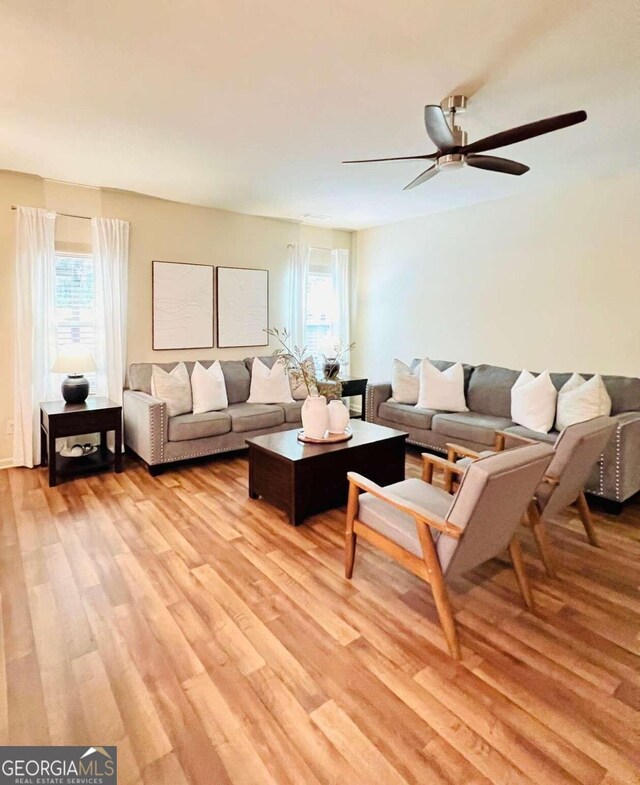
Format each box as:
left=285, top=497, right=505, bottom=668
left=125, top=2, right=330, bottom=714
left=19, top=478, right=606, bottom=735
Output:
left=168, top=411, right=232, bottom=442
left=502, top=425, right=558, bottom=445
left=550, top=372, right=640, bottom=416
left=378, top=401, right=438, bottom=430
left=127, top=359, right=251, bottom=404
left=358, top=478, right=452, bottom=558
left=467, top=364, right=520, bottom=417
left=432, top=412, right=514, bottom=446
left=221, top=360, right=252, bottom=403
left=417, top=360, right=468, bottom=412
left=225, top=402, right=285, bottom=433
left=426, top=360, right=474, bottom=393
left=278, top=401, right=304, bottom=423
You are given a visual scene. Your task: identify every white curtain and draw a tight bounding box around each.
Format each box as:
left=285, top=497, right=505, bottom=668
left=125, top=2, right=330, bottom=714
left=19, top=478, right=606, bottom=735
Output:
left=13, top=207, right=58, bottom=467
left=92, top=217, right=129, bottom=417
left=287, top=243, right=310, bottom=351
left=331, top=248, right=350, bottom=370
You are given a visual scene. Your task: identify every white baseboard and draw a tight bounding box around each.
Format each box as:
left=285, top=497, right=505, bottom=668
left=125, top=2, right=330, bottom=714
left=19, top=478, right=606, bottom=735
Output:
left=0, top=458, right=14, bottom=470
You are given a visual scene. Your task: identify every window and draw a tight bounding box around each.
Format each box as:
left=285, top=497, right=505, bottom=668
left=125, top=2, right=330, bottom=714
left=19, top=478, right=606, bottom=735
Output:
left=288, top=243, right=350, bottom=370
left=305, top=249, right=334, bottom=356
left=54, top=253, right=97, bottom=391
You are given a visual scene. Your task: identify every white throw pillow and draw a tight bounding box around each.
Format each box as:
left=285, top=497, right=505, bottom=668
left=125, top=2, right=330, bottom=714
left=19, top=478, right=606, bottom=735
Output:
left=191, top=361, right=228, bottom=414
left=151, top=361, right=192, bottom=417
left=511, top=369, right=557, bottom=433
left=290, top=357, right=318, bottom=400
left=555, top=373, right=611, bottom=431
left=391, top=358, right=421, bottom=404
left=416, top=360, right=468, bottom=412
left=247, top=358, right=294, bottom=404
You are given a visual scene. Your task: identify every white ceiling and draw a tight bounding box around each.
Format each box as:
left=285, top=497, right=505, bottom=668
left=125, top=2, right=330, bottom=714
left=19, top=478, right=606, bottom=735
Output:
left=1, top=0, right=638, bottom=229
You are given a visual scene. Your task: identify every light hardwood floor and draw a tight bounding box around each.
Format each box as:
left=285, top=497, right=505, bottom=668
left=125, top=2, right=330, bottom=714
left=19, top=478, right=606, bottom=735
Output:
left=2, top=450, right=640, bottom=785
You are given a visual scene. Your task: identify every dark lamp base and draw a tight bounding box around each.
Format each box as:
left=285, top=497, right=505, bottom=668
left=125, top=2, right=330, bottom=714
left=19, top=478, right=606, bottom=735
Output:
left=62, top=375, right=89, bottom=404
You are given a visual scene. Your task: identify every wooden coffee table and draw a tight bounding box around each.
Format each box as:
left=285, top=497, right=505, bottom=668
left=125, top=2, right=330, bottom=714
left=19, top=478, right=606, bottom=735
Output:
left=246, top=420, right=407, bottom=525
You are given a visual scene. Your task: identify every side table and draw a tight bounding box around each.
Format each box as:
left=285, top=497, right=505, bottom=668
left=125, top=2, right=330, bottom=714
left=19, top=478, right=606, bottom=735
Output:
left=319, top=376, right=368, bottom=420
left=40, top=397, right=123, bottom=487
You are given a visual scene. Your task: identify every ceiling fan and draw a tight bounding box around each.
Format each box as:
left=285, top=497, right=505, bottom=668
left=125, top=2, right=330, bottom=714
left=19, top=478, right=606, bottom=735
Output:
left=343, top=95, right=587, bottom=190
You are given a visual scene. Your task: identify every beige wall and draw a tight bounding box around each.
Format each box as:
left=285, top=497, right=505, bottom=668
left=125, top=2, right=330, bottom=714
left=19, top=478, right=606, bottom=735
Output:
left=353, top=170, right=640, bottom=383
left=0, top=170, right=351, bottom=464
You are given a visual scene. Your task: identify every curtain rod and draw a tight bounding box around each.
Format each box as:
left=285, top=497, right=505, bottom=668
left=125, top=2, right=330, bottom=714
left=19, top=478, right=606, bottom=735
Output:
left=10, top=205, right=91, bottom=221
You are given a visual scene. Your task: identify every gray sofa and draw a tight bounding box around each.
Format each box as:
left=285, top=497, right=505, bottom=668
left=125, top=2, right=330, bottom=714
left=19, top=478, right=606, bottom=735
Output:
left=367, top=361, right=640, bottom=509
left=124, top=356, right=302, bottom=474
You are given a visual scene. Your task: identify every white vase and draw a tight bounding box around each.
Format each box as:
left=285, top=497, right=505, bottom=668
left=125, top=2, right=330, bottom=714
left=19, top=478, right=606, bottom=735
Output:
left=327, top=399, right=350, bottom=433
left=301, top=394, right=329, bottom=439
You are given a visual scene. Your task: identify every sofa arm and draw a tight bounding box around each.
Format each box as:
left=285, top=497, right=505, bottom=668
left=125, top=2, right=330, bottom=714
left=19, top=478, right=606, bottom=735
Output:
left=595, top=412, right=640, bottom=503
left=366, top=382, right=392, bottom=423
left=123, top=389, right=167, bottom=466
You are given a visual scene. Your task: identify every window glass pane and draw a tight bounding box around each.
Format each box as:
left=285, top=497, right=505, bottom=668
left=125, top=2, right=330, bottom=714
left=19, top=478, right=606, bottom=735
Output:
left=305, top=269, right=333, bottom=356
left=54, top=254, right=97, bottom=392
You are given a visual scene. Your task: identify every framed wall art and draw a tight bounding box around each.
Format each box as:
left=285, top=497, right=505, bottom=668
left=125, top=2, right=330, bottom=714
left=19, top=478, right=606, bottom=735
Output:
left=152, top=260, right=214, bottom=350
left=216, top=266, right=269, bottom=348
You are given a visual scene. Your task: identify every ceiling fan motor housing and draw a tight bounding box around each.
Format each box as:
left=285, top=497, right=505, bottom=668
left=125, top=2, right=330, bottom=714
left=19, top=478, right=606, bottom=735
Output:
left=437, top=153, right=466, bottom=170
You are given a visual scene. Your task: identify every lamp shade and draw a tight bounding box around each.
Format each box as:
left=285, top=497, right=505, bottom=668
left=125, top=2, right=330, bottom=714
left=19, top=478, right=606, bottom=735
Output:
left=51, top=344, right=97, bottom=374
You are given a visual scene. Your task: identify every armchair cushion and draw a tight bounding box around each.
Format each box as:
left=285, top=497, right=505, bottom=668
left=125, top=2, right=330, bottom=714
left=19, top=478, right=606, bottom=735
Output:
left=432, top=412, right=513, bottom=446
left=456, top=450, right=495, bottom=468
left=357, top=478, right=453, bottom=557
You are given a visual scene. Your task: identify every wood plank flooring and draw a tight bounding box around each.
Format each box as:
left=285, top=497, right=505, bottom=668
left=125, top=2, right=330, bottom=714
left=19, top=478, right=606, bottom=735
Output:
left=1, top=450, right=639, bottom=784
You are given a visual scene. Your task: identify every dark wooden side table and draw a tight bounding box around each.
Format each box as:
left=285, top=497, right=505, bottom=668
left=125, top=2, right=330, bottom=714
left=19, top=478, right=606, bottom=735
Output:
left=319, top=376, right=368, bottom=419
left=40, top=397, right=123, bottom=487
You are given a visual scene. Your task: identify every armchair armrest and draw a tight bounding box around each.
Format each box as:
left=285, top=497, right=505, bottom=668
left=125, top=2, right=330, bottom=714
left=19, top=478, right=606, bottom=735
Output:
left=347, top=472, right=462, bottom=538
left=493, top=430, right=537, bottom=451
left=446, top=442, right=482, bottom=462
left=421, top=453, right=466, bottom=490
left=123, top=389, right=167, bottom=466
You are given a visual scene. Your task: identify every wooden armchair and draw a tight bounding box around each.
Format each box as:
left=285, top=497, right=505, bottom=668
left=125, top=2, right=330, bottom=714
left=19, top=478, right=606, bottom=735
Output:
left=446, top=417, right=617, bottom=578
left=344, top=444, right=554, bottom=659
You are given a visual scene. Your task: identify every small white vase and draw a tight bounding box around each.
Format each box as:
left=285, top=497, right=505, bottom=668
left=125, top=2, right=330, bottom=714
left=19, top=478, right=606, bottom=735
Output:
left=301, top=394, right=329, bottom=439
left=327, top=399, right=350, bottom=433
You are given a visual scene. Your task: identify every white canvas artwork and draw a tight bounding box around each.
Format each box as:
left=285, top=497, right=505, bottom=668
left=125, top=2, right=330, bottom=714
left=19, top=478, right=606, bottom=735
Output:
left=152, top=261, right=214, bottom=350
left=216, top=267, right=269, bottom=347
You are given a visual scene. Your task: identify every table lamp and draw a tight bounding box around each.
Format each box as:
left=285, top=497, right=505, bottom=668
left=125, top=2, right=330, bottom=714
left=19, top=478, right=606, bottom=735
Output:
left=51, top=344, right=97, bottom=404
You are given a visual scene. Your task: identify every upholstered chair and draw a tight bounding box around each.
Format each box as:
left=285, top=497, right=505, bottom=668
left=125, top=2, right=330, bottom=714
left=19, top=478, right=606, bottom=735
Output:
left=344, top=443, right=554, bottom=659
left=448, top=416, right=616, bottom=578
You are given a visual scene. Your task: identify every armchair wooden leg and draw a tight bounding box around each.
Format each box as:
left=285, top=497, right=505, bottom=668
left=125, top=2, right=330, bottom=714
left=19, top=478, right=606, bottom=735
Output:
left=509, top=538, right=534, bottom=610
left=527, top=500, right=557, bottom=579
left=417, top=525, right=461, bottom=660
left=576, top=491, right=600, bottom=547
left=344, top=482, right=359, bottom=579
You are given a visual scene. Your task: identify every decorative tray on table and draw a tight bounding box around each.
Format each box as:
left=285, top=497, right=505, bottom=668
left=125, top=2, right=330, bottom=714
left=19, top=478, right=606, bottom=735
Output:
left=297, top=426, right=353, bottom=444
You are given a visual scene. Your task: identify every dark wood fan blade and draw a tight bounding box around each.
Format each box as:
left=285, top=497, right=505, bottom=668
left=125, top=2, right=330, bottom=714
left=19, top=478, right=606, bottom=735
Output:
left=466, top=155, right=529, bottom=175
left=424, top=105, right=455, bottom=151
left=403, top=165, right=439, bottom=190
left=462, top=110, right=587, bottom=155
left=342, top=153, right=437, bottom=163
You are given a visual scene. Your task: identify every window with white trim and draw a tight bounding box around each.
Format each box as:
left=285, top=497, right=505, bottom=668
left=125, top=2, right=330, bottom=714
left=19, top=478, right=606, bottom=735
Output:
left=54, top=253, right=97, bottom=392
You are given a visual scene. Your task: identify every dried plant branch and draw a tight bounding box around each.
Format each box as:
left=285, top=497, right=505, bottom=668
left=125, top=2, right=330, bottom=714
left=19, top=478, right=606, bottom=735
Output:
left=265, top=327, right=316, bottom=395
